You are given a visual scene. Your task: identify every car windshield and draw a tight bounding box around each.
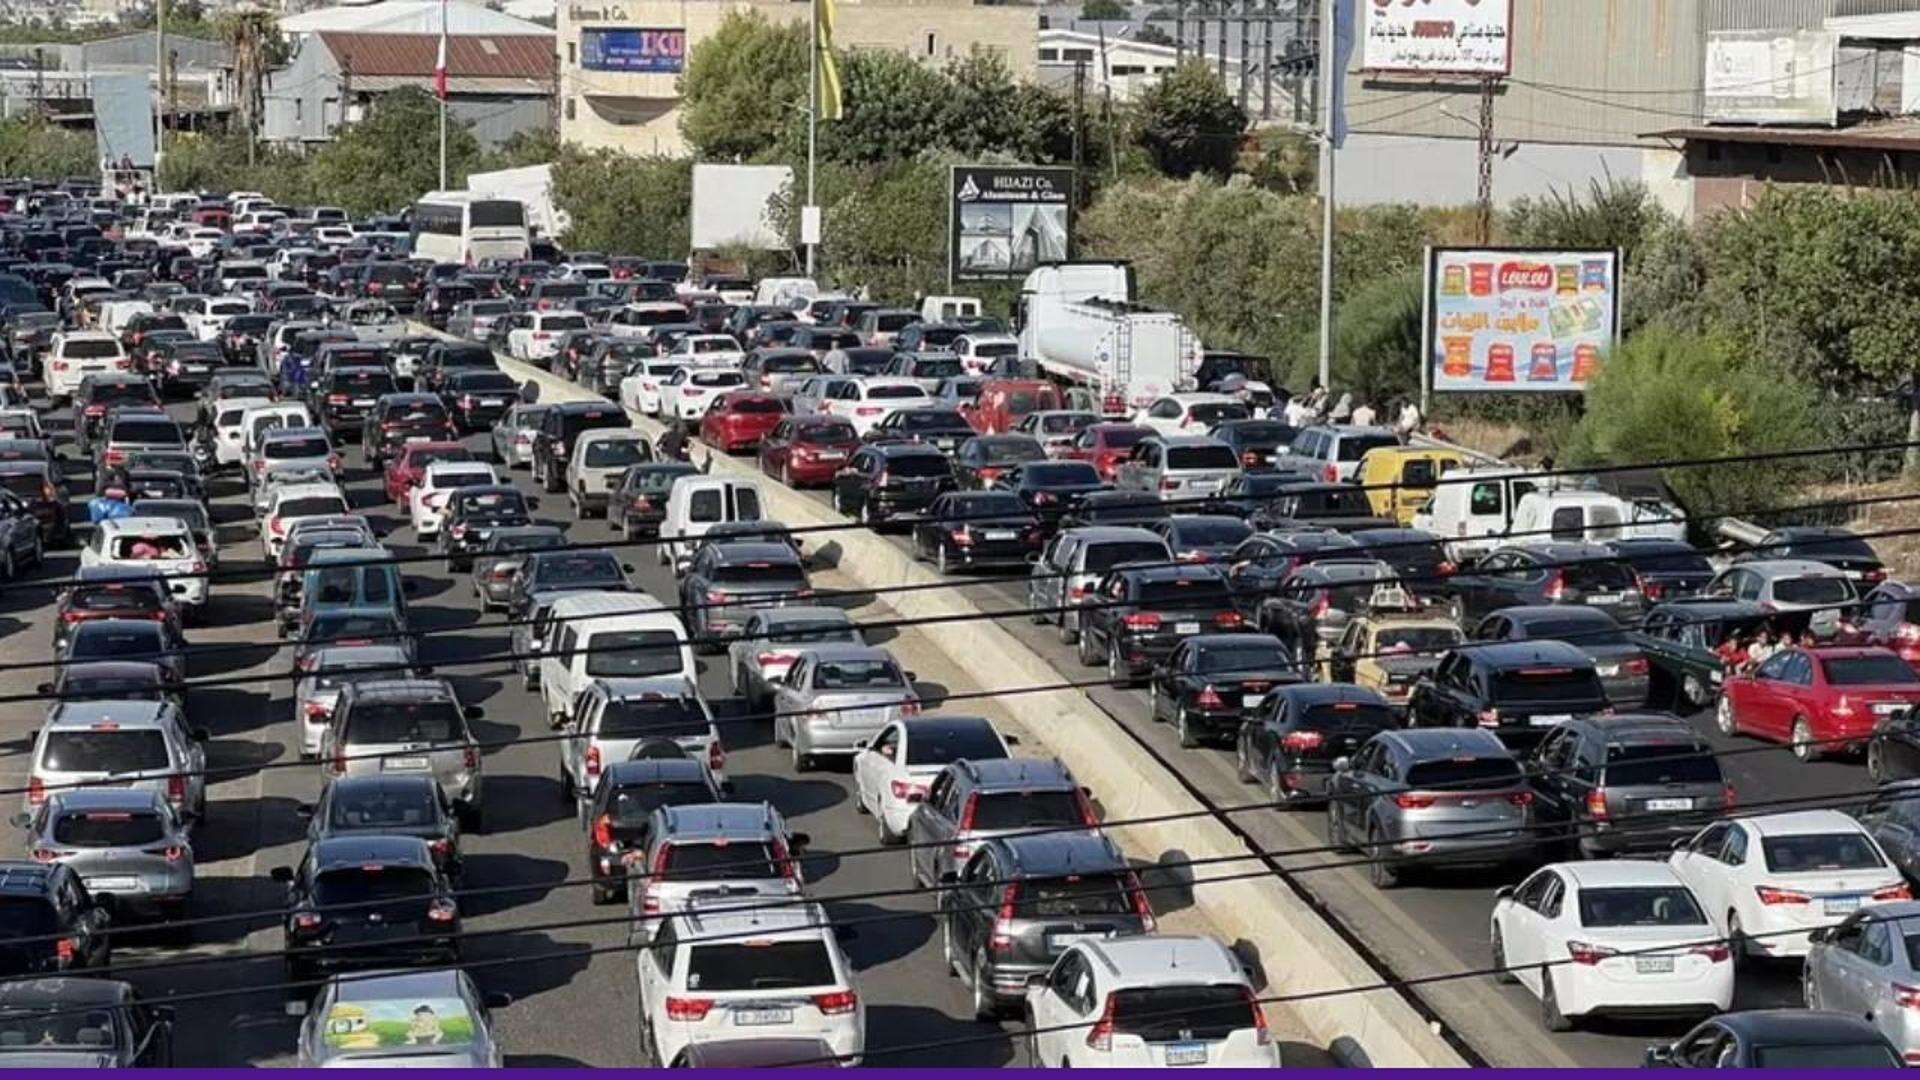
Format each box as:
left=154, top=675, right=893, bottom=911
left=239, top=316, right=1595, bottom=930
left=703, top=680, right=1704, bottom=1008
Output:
left=606, top=781, right=716, bottom=824
left=265, top=437, right=330, bottom=459
left=1195, top=644, right=1295, bottom=675
left=1403, top=756, right=1522, bottom=788
left=1188, top=402, right=1250, bottom=424
left=903, top=726, right=1005, bottom=767
left=535, top=553, right=623, bottom=585
left=1523, top=618, right=1627, bottom=646
left=1603, top=743, right=1722, bottom=785
left=1374, top=626, right=1461, bottom=653
left=583, top=630, right=683, bottom=677
left=0, top=1004, right=125, bottom=1051
left=346, top=701, right=463, bottom=744
left=813, top=659, right=905, bottom=690
left=661, top=841, right=784, bottom=880
left=1015, top=874, right=1132, bottom=917
left=52, top=808, right=167, bottom=846
left=599, top=698, right=708, bottom=740
left=310, top=567, right=393, bottom=605
left=898, top=411, right=964, bottom=431
left=1823, top=655, right=1920, bottom=685
left=1761, top=833, right=1886, bottom=873
left=1171, top=520, right=1252, bottom=546
left=43, top=729, right=169, bottom=772
left=109, top=419, right=180, bottom=445
left=1166, top=445, right=1238, bottom=470
left=585, top=439, right=647, bottom=467
left=1023, top=463, right=1099, bottom=485
left=329, top=785, right=438, bottom=830
left=1753, top=1044, right=1899, bottom=1068
left=1576, top=886, right=1707, bottom=927
left=684, top=941, right=835, bottom=991
left=68, top=584, right=162, bottom=613
left=971, top=789, right=1085, bottom=830
left=313, top=664, right=402, bottom=692
left=313, top=866, right=435, bottom=910
left=1774, top=576, right=1854, bottom=605
left=62, top=673, right=163, bottom=701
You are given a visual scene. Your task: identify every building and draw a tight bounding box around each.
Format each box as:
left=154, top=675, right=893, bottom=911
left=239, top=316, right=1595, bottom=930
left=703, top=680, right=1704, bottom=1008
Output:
left=1328, top=0, right=1920, bottom=217
left=0, top=31, right=233, bottom=121
left=1036, top=27, right=1248, bottom=103
left=279, top=0, right=551, bottom=38
left=263, top=30, right=554, bottom=147
left=557, top=0, right=1037, bottom=156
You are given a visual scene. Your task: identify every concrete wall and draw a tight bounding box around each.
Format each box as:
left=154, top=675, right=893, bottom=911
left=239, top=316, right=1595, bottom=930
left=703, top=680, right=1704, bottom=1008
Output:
left=559, top=0, right=1036, bottom=156
left=263, top=38, right=340, bottom=144
left=1332, top=131, right=1691, bottom=217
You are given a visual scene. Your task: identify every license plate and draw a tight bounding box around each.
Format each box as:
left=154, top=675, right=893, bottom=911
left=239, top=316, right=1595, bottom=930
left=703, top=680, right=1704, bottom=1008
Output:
left=1586, top=592, right=1621, bottom=604
left=384, top=756, right=429, bottom=771
left=1243, top=693, right=1265, bottom=708
left=1049, top=931, right=1106, bottom=951
left=1530, top=713, right=1573, bottom=727
left=1597, top=664, right=1619, bottom=677
left=1645, top=797, right=1692, bottom=812
left=1875, top=702, right=1906, bottom=716
left=733, top=1007, right=793, bottom=1027
left=88, top=876, right=138, bottom=892
left=1165, top=1043, right=1208, bottom=1066
left=353, top=398, right=374, bottom=406
left=817, top=451, right=846, bottom=460
left=984, top=529, right=1017, bottom=540
left=405, top=435, right=430, bottom=443
left=481, top=398, right=506, bottom=406
left=1176, top=621, right=1201, bottom=635
left=1635, top=956, right=1675, bottom=975
left=1826, top=896, right=1861, bottom=916
left=604, top=476, right=621, bottom=489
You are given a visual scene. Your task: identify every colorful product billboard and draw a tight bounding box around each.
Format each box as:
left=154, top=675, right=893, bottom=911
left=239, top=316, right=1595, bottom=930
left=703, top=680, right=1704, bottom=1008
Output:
left=579, top=28, right=686, bottom=73
left=1425, top=247, right=1620, bottom=394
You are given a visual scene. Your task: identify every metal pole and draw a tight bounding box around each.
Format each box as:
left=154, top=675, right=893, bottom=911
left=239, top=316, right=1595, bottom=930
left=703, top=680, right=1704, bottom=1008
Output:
left=806, top=0, right=818, bottom=277
left=438, top=0, right=448, bottom=190
left=1238, top=3, right=1250, bottom=109
left=1260, top=0, right=1272, bottom=119
left=1476, top=75, right=1495, bottom=244
left=153, top=0, right=164, bottom=185
left=1315, top=0, right=1335, bottom=391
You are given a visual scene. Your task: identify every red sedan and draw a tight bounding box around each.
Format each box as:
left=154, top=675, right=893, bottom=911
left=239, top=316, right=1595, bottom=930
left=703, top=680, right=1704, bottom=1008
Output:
left=760, top=415, right=861, bottom=488
left=382, top=441, right=473, bottom=505
left=1056, top=422, right=1152, bottom=482
left=699, top=391, right=787, bottom=452
left=1718, top=645, right=1920, bottom=761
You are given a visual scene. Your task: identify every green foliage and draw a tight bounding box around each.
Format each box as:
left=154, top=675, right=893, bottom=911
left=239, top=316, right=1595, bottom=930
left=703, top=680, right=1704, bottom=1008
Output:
left=678, top=11, right=807, bottom=160
left=935, top=51, right=1075, bottom=164
left=1504, top=178, right=1697, bottom=334
left=1132, top=60, right=1245, bottom=178
left=1080, top=0, right=1131, bottom=20
left=1564, top=324, right=1822, bottom=520
left=0, top=117, right=96, bottom=180
left=809, top=48, right=951, bottom=165
left=799, top=158, right=948, bottom=298
left=549, top=149, right=691, bottom=258
left=305, top=88, right=483, bottom=215
left=156, top=129, right=311, bottom=203
left=1133, top=23, right=1175, bottom=46
left=1330, top=270, right=1423, bottom=406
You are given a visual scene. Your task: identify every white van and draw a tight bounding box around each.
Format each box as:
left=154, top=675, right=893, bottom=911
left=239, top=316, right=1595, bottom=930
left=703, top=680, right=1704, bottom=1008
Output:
left=537, top=592, right=687, bottom=729
left=919, top=295, right=983, bottom=323
left=754, top=276, right=819, bottom=311
left=658, top=476, right=766, bottom=571
left=1508, top=489, right=1686, bottom=547
left=1410, top=467, right=1549, bottom=564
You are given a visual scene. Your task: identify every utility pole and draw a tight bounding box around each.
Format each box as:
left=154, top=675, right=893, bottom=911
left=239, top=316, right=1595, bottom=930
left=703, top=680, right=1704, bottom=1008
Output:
left=33, top=48, right=43, bottom=118
left=1314, top=0, right=1335, bottom=391
left=1475, top=75, right=1497, bottom=244
left=437, top=0, right=448, bottom=191
left=1071, top=58, right=1085, bottom=204
left=1174, top=0, right=1184, bottom=60
left=1215, top=4, right=1227, bottom=81
left=1259, top=0, right=1272, bottom=119
left=1237, top=2, right=1250, bottom=109
left=153, top=0, right=165, bottom=184
left=805, top=0, right=818, bottom=277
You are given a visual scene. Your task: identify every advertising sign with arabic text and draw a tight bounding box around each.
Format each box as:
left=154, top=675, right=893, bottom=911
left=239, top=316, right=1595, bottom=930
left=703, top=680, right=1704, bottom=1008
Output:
left=1361, top=0, right=1513, bottom=76
left=1425, top=247, right=1619, bottom=394
left=580, top=28, right=686, bottom=73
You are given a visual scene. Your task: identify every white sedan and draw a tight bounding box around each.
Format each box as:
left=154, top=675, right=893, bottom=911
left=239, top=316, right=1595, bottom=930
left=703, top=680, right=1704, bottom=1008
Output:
left=852, top=716, right=1014, bottom=844
left=409, top=461, right=501, bottom=539
left=820, top=378, right=933, bottom=437
left=1132, top=392, right=1251, bottom=437
left=619, top=359, right=688, bottom=416
left=1490, top=860, right=1732, bottom=1031
left=1667, top=810, right=1910, bottom=965
left=659, top=366, right=747, bottom=425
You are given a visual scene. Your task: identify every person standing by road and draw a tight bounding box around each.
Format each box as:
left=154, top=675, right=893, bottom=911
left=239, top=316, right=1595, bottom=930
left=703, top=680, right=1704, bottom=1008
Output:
left=1351, top=400, right=1377, bottom=427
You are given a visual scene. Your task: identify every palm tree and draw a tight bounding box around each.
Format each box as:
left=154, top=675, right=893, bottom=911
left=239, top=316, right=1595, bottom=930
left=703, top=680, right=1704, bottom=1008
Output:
left=216, top=6, right=281, bottom=162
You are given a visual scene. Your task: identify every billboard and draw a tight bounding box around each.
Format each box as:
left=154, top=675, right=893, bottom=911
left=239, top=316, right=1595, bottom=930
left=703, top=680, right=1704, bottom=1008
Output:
left=579, top=27, right=686, bottom=73
left=948, top=165, right=1073, bottom=284
left=690, top=164, right=793, bottom=251
left=1361, top=0, right=1512, bottom=76
left=1423, top=247, right=1619, bottom=395
left=1703, top=30, right=1838, bottom=125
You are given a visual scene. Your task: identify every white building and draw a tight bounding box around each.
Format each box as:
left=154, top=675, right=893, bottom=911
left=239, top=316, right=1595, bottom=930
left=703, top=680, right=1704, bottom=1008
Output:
left=1036, top=27, right=1290, bottom=111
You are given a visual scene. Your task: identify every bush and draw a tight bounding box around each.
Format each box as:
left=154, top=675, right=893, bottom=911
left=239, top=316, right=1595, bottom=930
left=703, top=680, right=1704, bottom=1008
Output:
left=1563, top=324, right=1823, bottom=523
left=1133, top=61, right=1246, bottom=179
left=549, top=150, right=692, bottom=258
left=678, top=12, right=808, bottom=161
left=1329, top=270, right=1422, bottom=407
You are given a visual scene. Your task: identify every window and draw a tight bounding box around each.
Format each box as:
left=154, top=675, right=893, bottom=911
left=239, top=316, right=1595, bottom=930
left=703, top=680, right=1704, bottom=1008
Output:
left=568, top=41, right=577, bottom=63
left=924, top=30, right=938, bottom=57
left=1039, top=47, right=1059, bottom=61
left=1468, top=483, right=1501, bottom=516
left=566, top=97, right=577, bottom=121
left=294, top=99, right=303, bottom=122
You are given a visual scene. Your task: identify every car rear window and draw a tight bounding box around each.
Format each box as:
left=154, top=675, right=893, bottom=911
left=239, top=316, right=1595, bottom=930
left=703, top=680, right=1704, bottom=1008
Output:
left=1575, top=886, right=1707, bottom=928
left=68, top=583, right=162, bottom=612
left=868, top=385, right=926, bottom=401
left=534, top=552, right=623, bottom=585
left=1761, top=833, right=1885, bottom=873
left=109, top=419, right=182, bottom=445
left=0, top=898, right=57, bottom=935
left=63, top=338, right=120, bottom=359
left=1194, top=643, right=1295, bottom=675
left=310, top=567, right=393, bottom=605
left=1110, top=985, right=1253, bottom=1041
left=1023, top=462, right=1099, bottom=485
left=1336, top=433, right=1400, bottom=461
left=69, top=625, right=164, bottom=660
left=1823, top=655, right=1920, bottom=686
left=1166, top=445, right=1238, bottom=470
left=0, top=472, right=43, bottom=498
left=1403, top=756, right=1521, bottom=788
left=1602, top=743, right=1722, bottom=786
left=265, top=437, right=331, bottom=459
left=1774, top=576, right=1854, bottom=605
left=1754, top=1044, right=1900, bottom=1069
left=52, top=809, right=167, bottom=846
left=1135, top=580, right=1233, bottom=608
left=660, top=841, right=783, bottom=880
left=279, top=495, right=349, bottom=518
left=599, top=698, right=708, bottom=740
left=883, top=455, right=948, bottom=479
left=1523, top=618, right=1627, bottom=646
left=1295, top=701, right=1398, bottom=733
left=345, top=701, right=463, bottom=744
left=583, top=629, right=684, bottom=678
left=970, top=789, right=1085, bottom=830
left=1490, top=667, right=1606, bottom=705
left=1085, top=542, right=1170, bottom=574
left=903, top=727, right=1006, bottom=767
left=712, top=562, right=807, bottom=588
left=585, top=439, right=649, bottom=467
left=43, top=729, right=169, bottom=772
left=313, top=866, right=435, bottom=910
left=329, top=786, right=438, bottom=830
left=1564, top=561, right=1637, bottom=592
left=763, top=354, right=818, bottom=373
left=684, top=941, right=835, bottom=990
left=607, top=781, right=716, bottom=824
left=308, top=614, right=400, bottom=643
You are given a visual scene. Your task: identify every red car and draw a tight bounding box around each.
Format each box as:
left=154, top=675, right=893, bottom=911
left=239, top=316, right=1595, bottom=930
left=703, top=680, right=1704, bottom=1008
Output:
left=699, top=391, right=786, bottom=453
left=1057, top=422, right=1152, bottom=482
left=382, top=441, right=473, bottom=504
left=1718, top=645, right=1920, bottom=761
left=961, top=378, right=1062, bottom=434
left=759, top=415, right=861, bottom=488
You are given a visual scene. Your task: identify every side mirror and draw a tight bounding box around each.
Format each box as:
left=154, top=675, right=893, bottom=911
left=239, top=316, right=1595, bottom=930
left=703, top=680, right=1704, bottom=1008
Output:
left=463, top=705, right=485, bottom=721
left=526, top=497, right=540, bottom=509
left=1493, top=885, right=1514, bottom=901
left=34, top=682, right=51, bottom=695
left=1332, top=756, right=1352, bottom=773
left=294, top=802, right=314, bottom=819
left=284, top=999, right=309, bottom=1018
left=1808, top=927, right=1830, bottom=944
left=834, top=924, right=859, bottom=942
left=906, top=790, right=926, bottom=804
left=268, top=865, right=293, bottom=883
left=1004, top=734, right=1020, bottom=746
left=622, top=563, right=636, bottom=573
left=788, top=831, right=811, bottom=849
left=904, top=670, right=918, bottom=683
left=484, top=991, right=514, bottom=1009
left=1669, top=837, right=1688, bottom=852
left=152, top=1005, right=175, bottom=1023
left=403, top=579, right=420, bottom=595
left=1644, top=1046, right=1675, bottom=1068
left=414, top=665, right=435, bottom=677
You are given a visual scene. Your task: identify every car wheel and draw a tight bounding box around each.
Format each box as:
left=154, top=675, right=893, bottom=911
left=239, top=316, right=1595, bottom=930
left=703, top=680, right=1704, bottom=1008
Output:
left=1727, top=912, right=1749, bottom=971
left=877, top=806, right=901, bottom=846
left=792, top=743, right=813, bottom=772
left=1715, top=694, right=1738, bottom=736
left=781, top=462, right=794, bottom=488
left=1076, top=627, right=1098, bottom=667
left=1490, top=925, right=1518, bottom=984
left=1268, top=761, right=1289, bottom=806
left=1176, top=710, right=1199, bottom=749
left=1059, top=610, right=1078, bottom=645
left=1791, top=716, right=1817, bottom=762
left=1107, top=640, right=1133, bottom=688
left=1540, top=970, right=1573, bottom=1032
left=1367, top=823, right=1400, bottom=888
left=972, top=952, right=998, bottom=1020
left=559, top=761, right=573, bottom=802
left=859, top=498, right=875, bottom=529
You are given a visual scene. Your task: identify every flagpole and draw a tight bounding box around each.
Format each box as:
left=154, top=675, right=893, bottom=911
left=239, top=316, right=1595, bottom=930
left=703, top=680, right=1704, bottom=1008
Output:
left=437, top=0, right=449, bottom=190
left=806, top=0, right=817, bottom=277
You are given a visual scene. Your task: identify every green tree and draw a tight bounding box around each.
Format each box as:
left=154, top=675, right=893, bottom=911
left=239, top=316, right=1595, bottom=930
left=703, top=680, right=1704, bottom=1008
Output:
left=307, top=88, right=481, bottom=214
left=1133, top=60, right=1245, bottom=178
left=0, top=116, right=97, bottom=179
left=678, top=11, right=807, bottom=160
left=215, top=7, right=287, bottom=157
left=809, top=48, right=950, bottom=165
left=1134, top=22, right=1175, bottom=46
left=1331, top=270, right=1423, bottom=406
left=1080, top=0, right=1131, bottom=20
left=549, top=148, right=692, bottom=257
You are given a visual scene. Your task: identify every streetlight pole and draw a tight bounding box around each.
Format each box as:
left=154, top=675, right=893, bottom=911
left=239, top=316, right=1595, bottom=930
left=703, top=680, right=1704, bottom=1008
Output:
left=806, top=0, right=818, bottom=278
left=1314, top=0, right=1335, bottom=391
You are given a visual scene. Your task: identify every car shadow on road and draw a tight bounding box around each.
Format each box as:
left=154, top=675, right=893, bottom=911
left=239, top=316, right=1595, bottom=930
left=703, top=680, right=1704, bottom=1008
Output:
left=189, top=687, right=287, bottom=739
left=191, top=793, right=310, bottom=865
left=474, top=773, right=572, bottom=836
left=1133, top=850, right=1196, bottom=917
left=205, top=736, right=285, bottom=786
left=201, top=592, right=277, bottom=631
left=731, top=774, right=847, bottom=818
left=457, top=852, right=572, bottom=917
left=862, top=1004, right=1015, bottom=1068
left=465, top=931, right=595, bottom=1002
left=189, top=639, right=284, bottom=678
left=832, top=899, right=935, bottom=970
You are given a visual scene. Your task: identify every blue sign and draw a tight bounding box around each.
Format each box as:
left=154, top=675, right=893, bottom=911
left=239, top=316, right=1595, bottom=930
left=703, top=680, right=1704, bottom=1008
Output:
left=580, top=28, right=686, bottom=72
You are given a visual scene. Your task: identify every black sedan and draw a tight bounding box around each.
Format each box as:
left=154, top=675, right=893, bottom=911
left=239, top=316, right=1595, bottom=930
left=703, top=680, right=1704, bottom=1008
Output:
left=1236, top=683, right=1398, bottom=802
left=1149, top=632, right=1302, bottom=748
left=444, top=370, right=524, bottom=432
left=1076, top=563, right=1244, bottom=685
left=861, top=407, right=978, bottom=453
left=830, top=443, right=953, bottom=529
left=1151, top=514, right=1253, bottom=564
left=583, top=758, right=724, bottom=903
left=910, top=491, right=1042, bottom=573
left=273, top=835, right=461, bottom=979
left=952, top=434, right=1045, bottom=489
left=438, top=485, right=536, bottom=569
left=1057, top=488, right=1167, bottom=530
left=1209, top=418, right=1297, bottom=471
left=1605, top=537, right=1715, bottom=602
left=1645, top=1009, right=1898, bottom=1068
left=302, top=774, right=463, bottom=881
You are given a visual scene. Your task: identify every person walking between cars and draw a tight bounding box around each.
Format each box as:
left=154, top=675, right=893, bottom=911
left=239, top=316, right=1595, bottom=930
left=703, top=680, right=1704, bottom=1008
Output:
left=88, top=484, right=132, bottom=524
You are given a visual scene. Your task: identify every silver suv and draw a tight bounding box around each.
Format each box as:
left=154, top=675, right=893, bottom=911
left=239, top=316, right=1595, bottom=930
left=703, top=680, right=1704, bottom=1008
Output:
left=1113, top=435, right=1240, bottom=503
left=13, top=788, right=193, bottom=923
left=906, top=757, right=1096, bottom=889
left=626, top=802, right=811, bottom=944
left=1029, top=527, right=1173, bottom=645
left=26, top=700, right=209, bottom=825
left=322, top=678, right=485, bottom=829
left=559, top=677, right=729, bottom=813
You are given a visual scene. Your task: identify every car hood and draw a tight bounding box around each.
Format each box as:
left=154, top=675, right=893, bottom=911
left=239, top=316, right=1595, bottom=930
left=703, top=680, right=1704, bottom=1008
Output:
left=0, top=1050, right=120, bottom=1067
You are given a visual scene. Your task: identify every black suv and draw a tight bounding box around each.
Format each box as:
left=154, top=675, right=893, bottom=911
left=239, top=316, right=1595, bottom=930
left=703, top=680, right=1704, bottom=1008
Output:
left=416, top=341, right=497, bottom=397
left=583, top=757, right=724, bottom=904
left=1076, top=564, right=1242, bottom=685
left=940, top=833, right=1152, bottom=1018
left=272, top=835, right=460, bottom=979
left=440, top=485, right=535, bottom=569
left=829, top=443, right=954, bottom=529
left=1250, top=482, right=1392, bottom=533
left=309, top=365, right=398, bottom=440
left=361, top=393, right=458, bottom=469
left=993, top=460, right=1107, bottom=530
left=73, top=373, right=160, bottom=452
left=1236, top=682, right=1398, bottom=802
left=151, top=338, right=224, bottom=393
left=1149, top=632, right=1302, bottom=747
left=443, top=369, right=523, bottom=432
left=0, top=862, right=112, bottom=975
left=1527, top=712, right=1734, bottom=858
left=303, top=773, right=464, bottom=881
left=419, top=280, right=477, bottom=329
left=1407, top=640, right=1611, bottom=754
left=530, top=401, right=628, bottom=493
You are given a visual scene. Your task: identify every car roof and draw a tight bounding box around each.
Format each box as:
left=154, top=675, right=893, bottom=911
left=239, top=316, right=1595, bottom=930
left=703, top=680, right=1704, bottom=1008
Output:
left=1499, top=604, right=1616, bottom=626
left=658, top=802, right=781, bottom=838
left=1154, top=434, right=1229, bottom=448
left=1744, top=809, right=1866, bottom=837
left=1070, top=526, right=1166, bottom=543
left=794, top=643, right=895, bottom=663
left=1714, top=1009, right=1888, bottom=1043
left=45, top=787, right=167, bottom=814
left=994, top=831, right=1125, bottom=876
left=0, top=977, right=132, bottom=1009
left=681, top=898, right=825, bottom=939
left=956, top=756, right=1073, bottom=788
left=1737, top=558, right=1849, bottom=578
left=709, top=542, right=802, bottom=564
left=1559, top=861, right=1686, bottom=889
left=308, top=643, right=410, bottom=666
left=1508, top=541, right=1611, bottom=558
left=1462, top=640, right=1594, bottom=668
left=1082, top=935, right=1239, bottom=983
left=872, top=442, right=944, bottom=458
left=1382, top=727, right=1510, bottom=758
left=95, top=516, right=191, bottom=535
left=313, top=835, right=435, bottom=870
left=47, top=698, right=168, bottom=727
left=327, top=773, right=441, bottom=798
left=1273, top=682, right=1391, bottom=707
left=343, top=678, right=454, bottom=702
left=332, top=967, right=467, bottom=1004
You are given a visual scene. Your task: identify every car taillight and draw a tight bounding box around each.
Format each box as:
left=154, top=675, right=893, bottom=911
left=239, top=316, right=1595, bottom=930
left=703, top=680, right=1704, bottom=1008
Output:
left=585, top=744, right=601, bottom=780
left=1756, top=886, right=1812, bottom=905
left=1875, top=883, right=1914, bottom=902
left=1308, top=592, right=1330, bottom=618
left=29, top=846, right=56, bottom=863
left=990, top=882, right=1019, bottom=952
left=1086, top=993, right=1116, bottom=1051
left=327, top=393, right=348, bottom=403
left=1623, top=657, right=1648, bottom=675
left=463, top=745, right=479, bottom=769
left=1280, top=730, right=1324, bottom=752
left=1722, top=783, right=1737, bottom=808
left=665, top=996, right=713, bottom=1021
left=1068, top=585, right=1087, bottom=601
left=460, top=395, right=475, bottom=409
left=1833, top=695, right=1857, bottom=719
left=708, top=741, right=726, bottom=772
left=706, top=589, right=729, bottom=604
left=949, top=527, right=973, bottom=547
left=643, top=845, right=670, bottom=912
left=1566, top=940, right=1617, bottom=965
left=1691, top=942, right=1730, bottom=963
left=900, top=697, right=921, bottom=716
left=1159, top=476, right=1178, bottom=491
left=428, top=838, right=451, bottom=859
left=1122, top=613, right=1161, bottom=630
left=813, top=989, right=858, bottom=1016
left=166, top=774, right=186, bottom=807
left=26, top=777, right=43, bottom=805
left=1585, top=788, right=1608, bottom=820
left=1125, top=870, right=1157, bottom=931
left=856, top=406, right=882, bottom=416
left=303, top=700, right=331, bottom=720
left=331, top=745, right=347, bottom=776
left=1196, top=686, right=1224, bottom=709
left=890, top=778, right=927, bottom=802
left=1507, top=790, right=1533, bottom=807
left=1394, top=792, right=1436, bottom=809
left=591, top=813, right=614, bottom=849
left=54, top=937, right=75, bottom=962
left=1542, top=570, right=1566, bottom=601
left=427, top=898, right=457, bottom=923
left=1322, top=463, right=1338, bottom=482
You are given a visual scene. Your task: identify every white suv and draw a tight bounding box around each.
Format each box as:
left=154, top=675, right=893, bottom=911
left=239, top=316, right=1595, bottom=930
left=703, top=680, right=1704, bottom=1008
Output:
left=81, top=516, right=209, bottom=613
left=1025, top=935, right=1279, bottom=1068
left=636, top=897, right=864, bottom=1068
left=45, top=331, right=127, bottom=403
left=409, top=460, right=500, bottom=539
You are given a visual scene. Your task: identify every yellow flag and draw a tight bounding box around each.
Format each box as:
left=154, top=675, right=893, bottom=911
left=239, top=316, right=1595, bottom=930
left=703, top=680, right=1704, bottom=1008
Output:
left=814, top=0, right=843, bottom=121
